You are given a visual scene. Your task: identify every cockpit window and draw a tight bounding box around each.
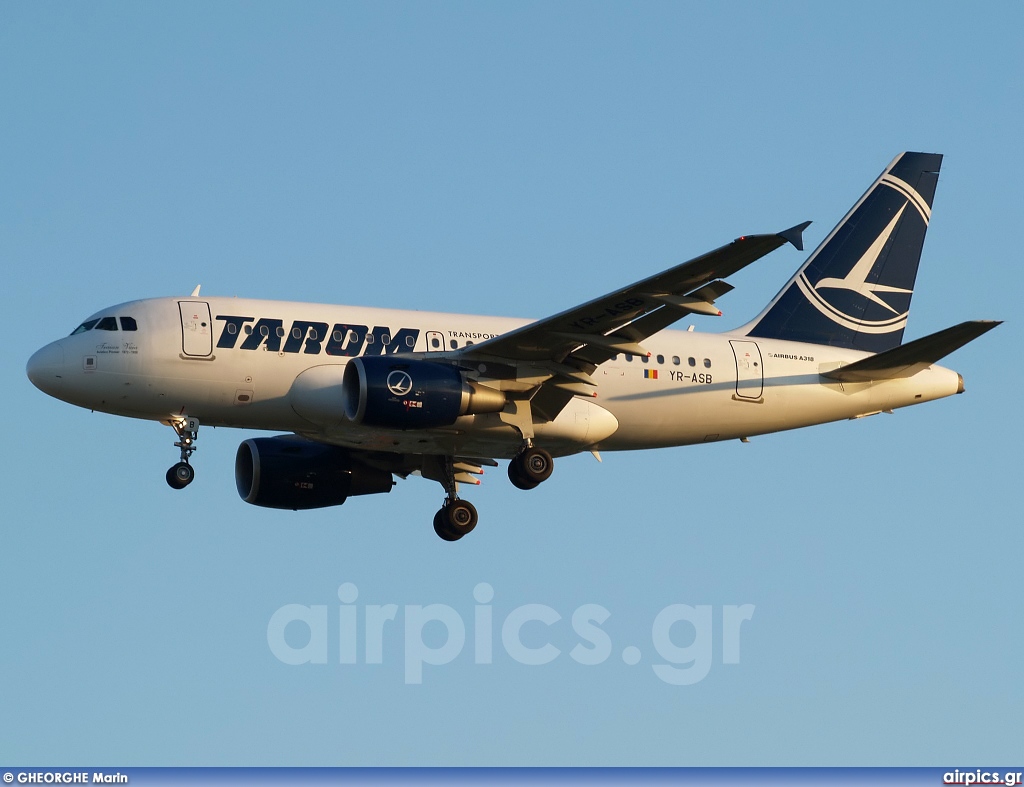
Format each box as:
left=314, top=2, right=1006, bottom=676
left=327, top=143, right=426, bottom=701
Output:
left=120, top=317, right=138, bottom=331
left=95, top=317, right=118, bottom=331
left=70, top=319, right=99, bottom=336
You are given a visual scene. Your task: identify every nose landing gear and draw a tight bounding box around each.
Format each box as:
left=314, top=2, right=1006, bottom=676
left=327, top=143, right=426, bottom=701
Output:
left=166, top=461, right=195, bottom=489
left=165, top=416, right=199, bottom=490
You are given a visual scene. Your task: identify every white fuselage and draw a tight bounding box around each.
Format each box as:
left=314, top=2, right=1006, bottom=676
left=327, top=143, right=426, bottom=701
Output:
left=28, top=296, right=963, bottom=459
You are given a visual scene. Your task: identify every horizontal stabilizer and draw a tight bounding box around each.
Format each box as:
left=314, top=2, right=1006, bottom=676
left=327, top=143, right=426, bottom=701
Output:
left=821, top=320, right=1001, bottom=382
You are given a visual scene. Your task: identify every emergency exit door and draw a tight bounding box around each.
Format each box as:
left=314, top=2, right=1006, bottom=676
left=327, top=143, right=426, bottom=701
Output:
left=425, top=331, right=445, bottom=352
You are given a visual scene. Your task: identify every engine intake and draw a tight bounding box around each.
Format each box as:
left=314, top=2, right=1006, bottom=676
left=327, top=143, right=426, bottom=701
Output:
left=235, top=436, right=394, bottom=510
left=342, top=357, right=505, bottom=430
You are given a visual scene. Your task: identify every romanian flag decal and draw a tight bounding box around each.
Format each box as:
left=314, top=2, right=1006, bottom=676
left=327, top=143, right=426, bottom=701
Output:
left=644, top=369, right=658, bottom=380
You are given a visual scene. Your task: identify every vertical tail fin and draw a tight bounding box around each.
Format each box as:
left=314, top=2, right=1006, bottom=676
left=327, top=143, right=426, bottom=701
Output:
left=744, top=152, right=942, bottom=352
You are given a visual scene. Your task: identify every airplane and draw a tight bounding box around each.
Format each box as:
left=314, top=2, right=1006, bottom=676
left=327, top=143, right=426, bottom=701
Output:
left=26, top=152, right=999, bottom=541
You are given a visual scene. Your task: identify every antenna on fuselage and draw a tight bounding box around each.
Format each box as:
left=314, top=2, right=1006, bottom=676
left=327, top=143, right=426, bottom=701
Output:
left=190, top=285, right=201, bottom=297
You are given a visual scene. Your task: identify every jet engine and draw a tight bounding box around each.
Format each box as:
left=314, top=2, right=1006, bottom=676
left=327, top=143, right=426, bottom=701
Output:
left=341, top=357, right=506, bottom=430
left=235, top=436, right=394, bottom=510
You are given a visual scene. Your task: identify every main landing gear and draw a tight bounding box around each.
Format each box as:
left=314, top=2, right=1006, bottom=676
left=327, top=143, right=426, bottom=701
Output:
left=507, top=445, right=554, bottom=491
left=427, top=445, right=554, bottom=541
left=433, top=498, right=479, bottom=542
left=427, top=456, right=479, bottom=542
left=165, top=416, right=199, bottom=490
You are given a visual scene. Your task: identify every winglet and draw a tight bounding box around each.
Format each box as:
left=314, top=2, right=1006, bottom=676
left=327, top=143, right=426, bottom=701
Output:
left=778, top=221, right=812, bottom=251
left=190, top=285, right=202, bottom=297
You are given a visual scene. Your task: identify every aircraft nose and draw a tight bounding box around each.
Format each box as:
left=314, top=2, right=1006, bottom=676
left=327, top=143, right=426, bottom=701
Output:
left=27, top=341, right=66, bottom=396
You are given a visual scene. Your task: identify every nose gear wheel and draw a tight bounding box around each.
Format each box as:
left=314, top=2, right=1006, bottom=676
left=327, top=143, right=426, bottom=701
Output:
left=165, top=416, right=199, bottom=489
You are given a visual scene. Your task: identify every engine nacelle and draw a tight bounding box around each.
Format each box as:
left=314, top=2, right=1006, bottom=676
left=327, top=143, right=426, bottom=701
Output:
left=342, top=357, right=506, bottom=430
left=235, top=436, right=394, bottom=510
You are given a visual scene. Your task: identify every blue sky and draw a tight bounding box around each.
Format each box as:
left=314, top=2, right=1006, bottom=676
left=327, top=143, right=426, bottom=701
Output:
left=1, top=1, right=1021, bottom=766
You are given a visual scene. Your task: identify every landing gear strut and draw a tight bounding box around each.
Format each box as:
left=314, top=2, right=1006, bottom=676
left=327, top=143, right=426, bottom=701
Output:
left=426, top=455, right=479, bottom=541
left=165, top=416, right=199, bottom=490
left=508, top=445, right=554, bottom=491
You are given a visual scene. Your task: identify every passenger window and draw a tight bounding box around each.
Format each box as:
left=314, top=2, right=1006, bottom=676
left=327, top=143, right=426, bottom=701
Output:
left=95, top=317, right=118, bottom=331
left=688, top=357, right=696, bottom=367
left=450, top=340, right=458, bottom=349
left=365, top=334, right=374, bottom=344
left=244, top=325, right=253, bottom=335
left=119, top=317, right=138, bottom=331
left=704, top=358, right=712, bottom=368
left=293, top=327, right=302, bottom=339
left=70, top=319, right=99, bottom=336
left=641, top=355, right=649, bottom=364
left=334, top=330, right=344, bottom=342
left=260, top=325, right=270, bottom=337
left=276, top=326, right=285, bottom=338
left=380, top=333, right=389, bottom=345
left=611, top=354, right=618, bottom=361
left=625, top=354, right=633, bottom=363
left=309, top=328, right=318, bottom=341
left=672, top=356, right=680, bottom=365
left=656, top=354, right=665, bottom=364
left=406, top=335, right=416, bottom=347
left=227, top=323, right=238, bottom=335
left=430, top=337, right=440, bottom=349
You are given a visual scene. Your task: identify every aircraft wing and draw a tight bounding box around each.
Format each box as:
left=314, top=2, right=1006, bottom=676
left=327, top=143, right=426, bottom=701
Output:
left=452, top=223, right=810, bottom=369
left=351, top=450, right=498, bottom=488
left=311, top=226, right=810, bottom=471
left=427, top=223, right=809, bottom=423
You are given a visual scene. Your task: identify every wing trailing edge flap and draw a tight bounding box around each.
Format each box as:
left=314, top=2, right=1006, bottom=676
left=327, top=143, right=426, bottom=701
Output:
left=417, top=455, right=499, bottom=487
left=821, top=321, right=1001, bottom=382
